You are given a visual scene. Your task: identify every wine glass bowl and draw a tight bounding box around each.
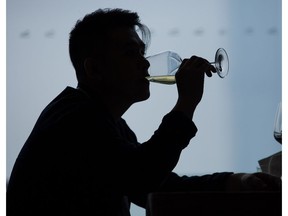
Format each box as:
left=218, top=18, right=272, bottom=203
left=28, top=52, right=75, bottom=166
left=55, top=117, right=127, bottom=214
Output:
left=146, top=48, right=229, bottom=84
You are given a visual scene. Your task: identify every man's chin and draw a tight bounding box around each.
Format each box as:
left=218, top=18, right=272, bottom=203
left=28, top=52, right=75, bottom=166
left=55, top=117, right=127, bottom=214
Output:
left=134, top=91, right=150, bottom=103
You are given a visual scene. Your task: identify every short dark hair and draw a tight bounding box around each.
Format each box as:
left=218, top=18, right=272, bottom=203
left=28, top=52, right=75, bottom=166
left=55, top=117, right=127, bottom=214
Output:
left=69, top=8, right=151, bottom=81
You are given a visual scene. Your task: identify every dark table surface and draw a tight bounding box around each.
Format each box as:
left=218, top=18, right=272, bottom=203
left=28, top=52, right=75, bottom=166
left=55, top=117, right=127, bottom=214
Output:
left=146, top=191, right=282, bottom=216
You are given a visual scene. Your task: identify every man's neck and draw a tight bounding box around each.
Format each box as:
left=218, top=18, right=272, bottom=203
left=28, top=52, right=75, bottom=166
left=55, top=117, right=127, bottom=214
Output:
left=77, top=82, right=131, bottom=120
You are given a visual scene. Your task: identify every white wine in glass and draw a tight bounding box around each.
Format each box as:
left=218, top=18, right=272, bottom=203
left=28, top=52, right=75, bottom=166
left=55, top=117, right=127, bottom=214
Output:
left=146, top=48, right=229, bottom=84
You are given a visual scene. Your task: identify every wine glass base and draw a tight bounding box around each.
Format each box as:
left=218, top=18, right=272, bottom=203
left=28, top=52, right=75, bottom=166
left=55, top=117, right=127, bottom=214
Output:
left=215, top=48, right=229, bottom=78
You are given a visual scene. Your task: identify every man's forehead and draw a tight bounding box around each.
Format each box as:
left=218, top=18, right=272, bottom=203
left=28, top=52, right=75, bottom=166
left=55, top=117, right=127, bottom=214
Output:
left=108, top=27, right=145, bottom=48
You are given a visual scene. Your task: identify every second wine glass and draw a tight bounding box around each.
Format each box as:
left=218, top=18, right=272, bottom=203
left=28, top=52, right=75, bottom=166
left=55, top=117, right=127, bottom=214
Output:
left=273, top=101, right=282, bottom=144
left=146, top=48, right=229, bottom=84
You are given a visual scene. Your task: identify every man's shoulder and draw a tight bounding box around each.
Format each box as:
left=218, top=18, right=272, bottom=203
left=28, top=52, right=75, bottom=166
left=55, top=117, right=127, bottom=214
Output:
left=38, top=87, right=112, bottom=127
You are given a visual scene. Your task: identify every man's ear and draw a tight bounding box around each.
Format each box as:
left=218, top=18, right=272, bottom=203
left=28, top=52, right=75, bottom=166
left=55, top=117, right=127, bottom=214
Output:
left=84, top=58, right=102, bottom=81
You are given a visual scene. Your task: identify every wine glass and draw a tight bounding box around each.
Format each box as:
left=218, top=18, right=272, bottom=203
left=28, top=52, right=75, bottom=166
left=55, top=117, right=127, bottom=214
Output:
left=273, top=102, right=282, bottom=144
left=146, top=48, right=229, bottom=84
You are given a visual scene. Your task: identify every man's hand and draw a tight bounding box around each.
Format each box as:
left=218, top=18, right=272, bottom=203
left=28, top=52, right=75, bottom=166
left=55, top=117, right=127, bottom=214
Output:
left=172, top=56, right=216, bottom=119
left=226, top=172, right=281, bottom=191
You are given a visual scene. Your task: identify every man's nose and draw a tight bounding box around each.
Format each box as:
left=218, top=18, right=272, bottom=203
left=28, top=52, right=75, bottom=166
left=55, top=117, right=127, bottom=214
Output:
left=143, top=56, right=150, bottom=71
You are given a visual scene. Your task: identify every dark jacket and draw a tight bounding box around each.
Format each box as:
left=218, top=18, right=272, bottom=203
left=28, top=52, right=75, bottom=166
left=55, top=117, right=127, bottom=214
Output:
left=7, top=86, right=232, bottom=216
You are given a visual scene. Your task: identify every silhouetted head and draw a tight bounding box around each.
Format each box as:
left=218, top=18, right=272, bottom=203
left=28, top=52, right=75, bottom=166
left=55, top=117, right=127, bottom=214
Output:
left=69, top=8, right=152, bottom=113
left=69, top=8, right=150, bottom=83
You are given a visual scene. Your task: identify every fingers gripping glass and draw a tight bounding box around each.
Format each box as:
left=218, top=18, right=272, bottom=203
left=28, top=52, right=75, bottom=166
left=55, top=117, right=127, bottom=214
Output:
left=146, top=48, right=229, bottom=84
